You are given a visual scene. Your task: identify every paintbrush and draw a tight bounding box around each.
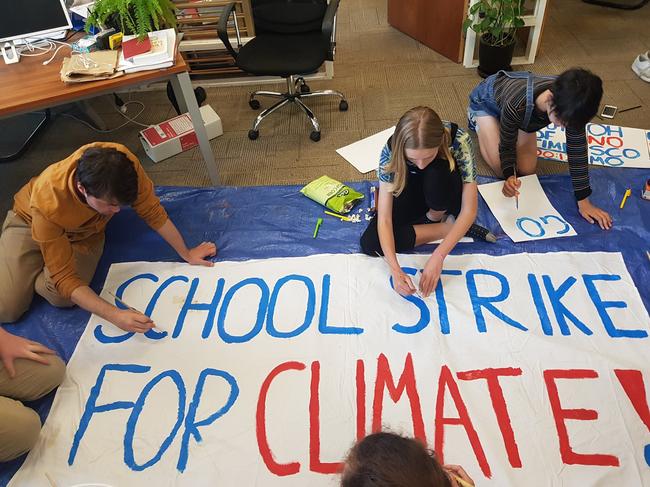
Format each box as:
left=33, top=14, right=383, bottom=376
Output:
left=107, top=291, right=159, bottom=330
left=513, top=166, right=519, bottom=210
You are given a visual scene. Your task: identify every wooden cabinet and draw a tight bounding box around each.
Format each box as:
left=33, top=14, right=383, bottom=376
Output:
left=387, top=0, right=470, bottom=63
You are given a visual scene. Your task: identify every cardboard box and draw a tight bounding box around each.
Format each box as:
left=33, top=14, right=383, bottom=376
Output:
left=140, top=105, right=222, bottom=163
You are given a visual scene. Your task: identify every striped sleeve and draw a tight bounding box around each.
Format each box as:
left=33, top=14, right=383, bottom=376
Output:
left=565, top=126, right=592, bottom=200
left=499, top=99, right=525, bottom=179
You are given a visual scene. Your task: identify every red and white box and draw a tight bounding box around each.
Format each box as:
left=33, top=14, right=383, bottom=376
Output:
left=139, top=105, right=223, bottom=163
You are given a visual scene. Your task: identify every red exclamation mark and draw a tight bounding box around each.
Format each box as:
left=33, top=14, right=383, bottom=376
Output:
left=614, top=369, right=650, bottom=466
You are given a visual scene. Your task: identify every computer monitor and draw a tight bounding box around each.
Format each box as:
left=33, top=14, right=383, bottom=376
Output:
left=0, top=0, right=72, bottom=43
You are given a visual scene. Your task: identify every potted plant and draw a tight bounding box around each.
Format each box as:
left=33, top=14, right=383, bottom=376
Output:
left=463, top=0, right=525, bottom=78
left=85, top=0, right=177, bottom=40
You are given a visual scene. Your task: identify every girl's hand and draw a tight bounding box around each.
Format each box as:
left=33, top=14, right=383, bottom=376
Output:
left=420, top=253, right=444, bottom=297
left=391, top=269, right=416, bottom=296
left=444, top=464, right=475, bottom=487
left=577, top=198, right=612, bottom=230
left=502, top=175, right=521, bottom=198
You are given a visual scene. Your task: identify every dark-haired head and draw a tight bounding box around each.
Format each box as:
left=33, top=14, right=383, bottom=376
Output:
left=341, top=432, right=452, bottom=487
left=550, top=68, right=603, bottom=129
left=75, top=147, right=138, bottom=206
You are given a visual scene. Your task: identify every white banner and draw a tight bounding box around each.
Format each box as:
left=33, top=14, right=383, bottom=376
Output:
left=11, top=252, right=650, bottom=487
left=537, top=123, right=650, bottom=168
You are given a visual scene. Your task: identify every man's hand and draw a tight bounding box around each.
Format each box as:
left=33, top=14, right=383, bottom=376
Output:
left=0, top=328, right=56, bottom=379
left=420, top=253, right=444, bottom=298
left=112, top=309, right=155, bottom=334
left=186, top=241, right=217, bottom=267
left=578, top=198, right=612, bottom=230
left=391, top=269, right=416, bottom=296
left=502, top=175, right=521, bottom=198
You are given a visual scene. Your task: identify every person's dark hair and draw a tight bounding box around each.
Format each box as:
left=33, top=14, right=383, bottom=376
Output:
left=341, top=432, right=452, bottom=487
left=75, top=147, right=138, bottom=205
left=550, top=68, right=603, bottom=129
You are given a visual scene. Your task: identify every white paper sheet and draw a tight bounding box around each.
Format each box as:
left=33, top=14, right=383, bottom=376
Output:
left=10, top=252, right=650, bottom=487
left=478, top=174, right=576, bottom=242
left=336, top=126, right=395, bottom=173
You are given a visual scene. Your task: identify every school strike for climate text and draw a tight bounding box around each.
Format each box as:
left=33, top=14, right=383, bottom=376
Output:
left=10, top=252, right=650, bottom=486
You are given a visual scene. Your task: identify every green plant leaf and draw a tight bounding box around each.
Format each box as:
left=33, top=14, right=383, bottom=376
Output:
left=84, top=0, right=176, bottom=38
left=464, top=0, right=525, bottom=41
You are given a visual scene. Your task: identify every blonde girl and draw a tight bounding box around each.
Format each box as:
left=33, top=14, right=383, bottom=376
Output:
left=360, top=106, right=494, bottom=297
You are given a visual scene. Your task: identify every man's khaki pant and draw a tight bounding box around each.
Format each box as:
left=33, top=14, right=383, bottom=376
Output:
left=0, top=357, right=65, bottom=461
left=0, top=210, right=103, bottom=461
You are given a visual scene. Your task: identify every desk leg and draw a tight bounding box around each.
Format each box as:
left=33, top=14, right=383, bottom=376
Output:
left=170, top=72, right=219, bottom=185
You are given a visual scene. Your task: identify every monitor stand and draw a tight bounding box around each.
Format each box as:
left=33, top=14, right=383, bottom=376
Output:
left=1, top=41, right=20, bottom=64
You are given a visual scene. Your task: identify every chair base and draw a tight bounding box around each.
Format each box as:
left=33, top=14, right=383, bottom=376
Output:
left=247, top=75, right=347, bottom=141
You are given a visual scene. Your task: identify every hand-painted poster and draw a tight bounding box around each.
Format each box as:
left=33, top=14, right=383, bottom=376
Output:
left=11, top=253, right=650, bottom=486
left=537, top=123, right=650, bottom=168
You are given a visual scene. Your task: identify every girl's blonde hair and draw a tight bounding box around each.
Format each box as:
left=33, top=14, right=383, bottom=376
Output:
left=385, top=107, right=456, bottom=196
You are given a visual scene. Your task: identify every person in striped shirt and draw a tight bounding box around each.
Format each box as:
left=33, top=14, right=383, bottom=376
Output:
left=467, top=68, right=612, bottom=229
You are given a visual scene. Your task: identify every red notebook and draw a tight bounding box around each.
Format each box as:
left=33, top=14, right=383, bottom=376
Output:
left=122, top=36, right=152, bottom=60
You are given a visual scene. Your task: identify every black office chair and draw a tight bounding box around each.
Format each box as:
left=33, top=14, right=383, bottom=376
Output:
left=217, top=0, right=348, bottom=141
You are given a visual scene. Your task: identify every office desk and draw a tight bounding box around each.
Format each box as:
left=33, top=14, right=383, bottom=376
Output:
left=0, top=50, right=220, bottom=184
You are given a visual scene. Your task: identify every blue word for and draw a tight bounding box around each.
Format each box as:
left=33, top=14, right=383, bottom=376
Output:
left=515, top=215, right=571, bottom=238
left=390, top=268, right=647, bottom=339
left=69, top=364, right=238, bottom=472
left=95, top=273, right=362, bottom=345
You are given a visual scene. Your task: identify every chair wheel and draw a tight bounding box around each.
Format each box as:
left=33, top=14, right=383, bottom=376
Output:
left=249, top=99, right=260, bottom=110
left=300, top=84, right=311, bottom=93
left=339, top=100, right=349, bottom=111
left=310, top=131, right=321, bottom=142
left=248, top=129, right=259, bottom=140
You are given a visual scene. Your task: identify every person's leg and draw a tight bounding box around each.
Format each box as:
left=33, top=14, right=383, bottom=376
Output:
left=475, top=115, right=503, bottom=176
left=391, top=173, right=428, bottom=224
left=413, top=163, right=457, bottom=245
left=360, top=217, right=420, bottom=255
left=360, top=218, right=382, bottom=255
left=35, top=236, right=105, bottom=307
left=0, top=397, right=41, bottom=462
left=0, top=356, right=66, bottom=461
left=421, top=160, right=463, bottom=218
left=516, top=130, right=539, bottom=175
left=412, top=221, right=453, bottom=246
left=0, top=211, right=44, bottom=323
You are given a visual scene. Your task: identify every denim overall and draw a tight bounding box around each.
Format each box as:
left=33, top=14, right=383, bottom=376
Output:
left=467, top=70, right=556, bottom=132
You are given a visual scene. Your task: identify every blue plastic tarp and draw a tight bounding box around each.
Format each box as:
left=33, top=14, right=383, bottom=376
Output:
left=1, top=168, right=648, bottom=484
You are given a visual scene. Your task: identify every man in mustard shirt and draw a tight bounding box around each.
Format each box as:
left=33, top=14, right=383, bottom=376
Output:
left=0, top=142, right=217, bottom=461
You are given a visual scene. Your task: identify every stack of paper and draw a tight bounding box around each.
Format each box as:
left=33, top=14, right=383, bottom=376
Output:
left=118, top=28, right=176, bottom=74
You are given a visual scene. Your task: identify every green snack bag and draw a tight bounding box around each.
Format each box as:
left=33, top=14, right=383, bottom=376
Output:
left=300, top=175, right=364, bottom=214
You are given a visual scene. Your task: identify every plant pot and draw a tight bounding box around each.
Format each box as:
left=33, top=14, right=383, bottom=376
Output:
left=104, top=11, right=137, bottom=36
left=477, top=34, right=516, bottom=78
